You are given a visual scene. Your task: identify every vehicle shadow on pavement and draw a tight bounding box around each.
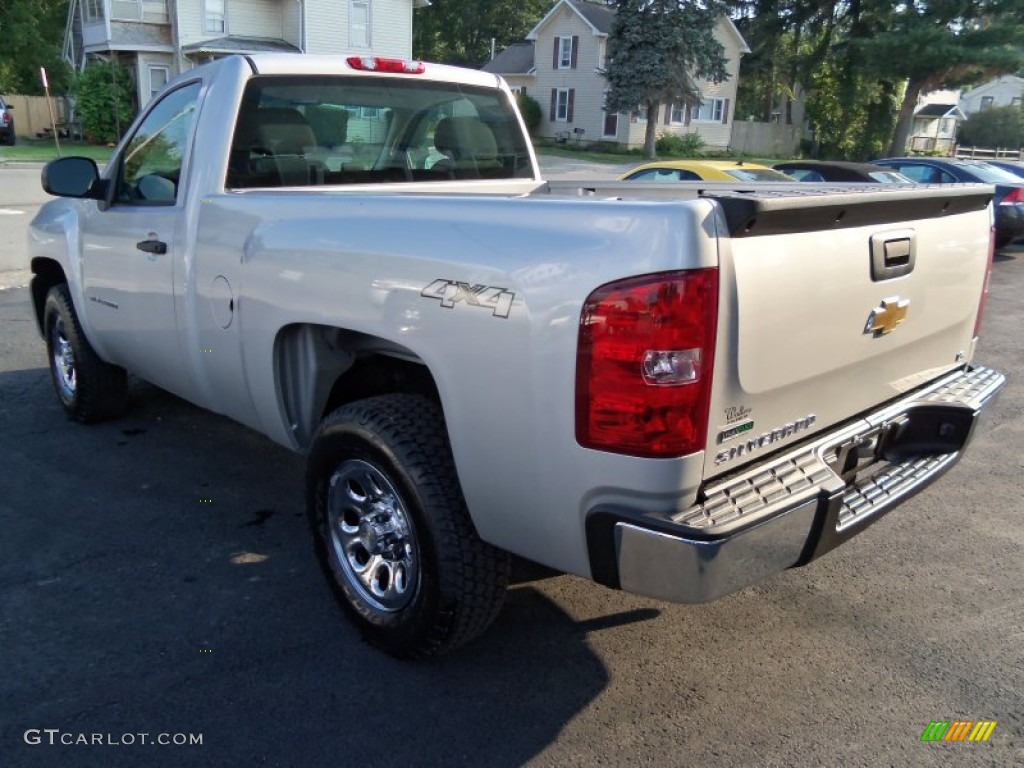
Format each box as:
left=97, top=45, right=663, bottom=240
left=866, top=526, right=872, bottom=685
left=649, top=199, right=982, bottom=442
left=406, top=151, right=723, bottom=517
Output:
left=1, top=368, right=618, bottom=768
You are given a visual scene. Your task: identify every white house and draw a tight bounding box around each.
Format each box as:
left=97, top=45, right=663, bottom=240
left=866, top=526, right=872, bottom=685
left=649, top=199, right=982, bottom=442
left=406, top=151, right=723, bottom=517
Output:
left=959, top=75, right=1024, bottom=115
left=908, top=103, right=966, bottom=153
left=63, top=0, right=429, bottom=109
left=481, top=0, right=749, bottom=150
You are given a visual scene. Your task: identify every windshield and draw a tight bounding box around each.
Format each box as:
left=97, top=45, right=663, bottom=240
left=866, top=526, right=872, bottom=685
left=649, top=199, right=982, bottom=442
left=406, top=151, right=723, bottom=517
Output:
left=956, top=162, right=1022, bottom=183
left=868, top=171, right=912, bottom=183
left=724, top=168, right=795, bottom=182
left=227, top=75, right=533, bottom=188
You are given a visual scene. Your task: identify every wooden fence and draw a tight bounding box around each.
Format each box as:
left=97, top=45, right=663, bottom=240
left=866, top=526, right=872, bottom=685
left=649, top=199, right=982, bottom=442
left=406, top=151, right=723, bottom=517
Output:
left=5, top=94, right=69, bottom=140
left=954, top=146, right=1023, bottom=160
left=729, top=121, right=804, bottom=158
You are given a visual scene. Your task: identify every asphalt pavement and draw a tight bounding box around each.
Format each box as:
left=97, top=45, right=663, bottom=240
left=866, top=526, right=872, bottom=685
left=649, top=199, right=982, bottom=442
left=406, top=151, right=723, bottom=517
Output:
left=1, top=164, right=1022, bottom=767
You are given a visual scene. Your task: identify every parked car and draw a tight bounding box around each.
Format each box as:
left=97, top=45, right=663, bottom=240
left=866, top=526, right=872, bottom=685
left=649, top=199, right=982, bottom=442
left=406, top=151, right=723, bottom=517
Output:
left=621, top=159, right=795, bottom=183
left=873, top=157, right=1024, bottom=247
left=0, top=95, right=15, bottom=146
left=773, top=160, right=913, bottom=184
left=985, top=160, right=1024, bottom=181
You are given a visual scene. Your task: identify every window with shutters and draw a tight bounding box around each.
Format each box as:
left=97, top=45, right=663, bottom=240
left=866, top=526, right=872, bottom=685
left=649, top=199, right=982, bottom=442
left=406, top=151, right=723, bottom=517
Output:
left=558, top=36, right=573, bottom=69
left=693, top=98, right=724, bottom=122
left=555, top=88, right=570, bottom=121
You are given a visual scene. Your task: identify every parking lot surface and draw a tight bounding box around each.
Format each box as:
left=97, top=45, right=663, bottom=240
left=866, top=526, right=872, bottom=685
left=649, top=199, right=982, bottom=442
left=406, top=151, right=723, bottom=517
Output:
left=1, top=165, right=1022, bottom=767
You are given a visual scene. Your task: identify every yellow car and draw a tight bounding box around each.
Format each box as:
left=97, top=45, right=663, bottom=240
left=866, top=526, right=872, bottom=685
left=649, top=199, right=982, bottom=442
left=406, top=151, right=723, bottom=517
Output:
left=621, top=160, right=796, bottom=183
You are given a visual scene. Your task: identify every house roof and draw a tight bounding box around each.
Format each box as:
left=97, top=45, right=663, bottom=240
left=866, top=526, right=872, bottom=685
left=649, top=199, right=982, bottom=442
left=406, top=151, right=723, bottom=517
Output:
left=962, top=74, right=1024, bottom=99
left=527, top=0, right=615, bottom=40
left=914, top=103, right=964, bottom=118
left=481, top=42, right=536, bottom=75
left=182, top=36, right=301, bottom=56
left=571, top=0, right=615, bottom=34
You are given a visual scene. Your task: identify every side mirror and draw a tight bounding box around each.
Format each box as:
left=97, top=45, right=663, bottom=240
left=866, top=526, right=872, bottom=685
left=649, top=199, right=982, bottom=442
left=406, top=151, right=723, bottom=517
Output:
left=4, top=104, right=12, bottom=110
left=41, top=157, right=106, bottom=199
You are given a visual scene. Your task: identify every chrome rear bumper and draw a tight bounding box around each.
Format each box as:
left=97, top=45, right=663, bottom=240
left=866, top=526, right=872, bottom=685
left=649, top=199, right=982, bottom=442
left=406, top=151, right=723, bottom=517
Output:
left=587, top=365, right=1005, bottom=603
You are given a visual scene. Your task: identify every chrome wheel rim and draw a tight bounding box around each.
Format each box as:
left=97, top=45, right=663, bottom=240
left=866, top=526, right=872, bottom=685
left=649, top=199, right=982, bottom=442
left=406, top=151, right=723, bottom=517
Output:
left=327, top=459, right=419, bottom=612
left=51, top=317, right=76, bottom=402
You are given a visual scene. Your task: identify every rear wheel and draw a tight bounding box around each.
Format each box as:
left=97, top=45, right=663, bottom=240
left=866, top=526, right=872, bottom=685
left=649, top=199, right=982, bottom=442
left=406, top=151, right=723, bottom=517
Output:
left=306, top=394, right=509, bottom=658
left=43, top=284, right=127, bottom=422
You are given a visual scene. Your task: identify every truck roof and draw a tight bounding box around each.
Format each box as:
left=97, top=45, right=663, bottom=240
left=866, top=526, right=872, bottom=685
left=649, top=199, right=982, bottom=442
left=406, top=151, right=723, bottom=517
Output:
left=245, top=53, right=504, bottom=90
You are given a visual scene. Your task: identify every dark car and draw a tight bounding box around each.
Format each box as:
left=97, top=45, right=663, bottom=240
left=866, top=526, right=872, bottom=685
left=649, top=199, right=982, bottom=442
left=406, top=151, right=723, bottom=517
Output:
left=985, top=160, right=1024, bottom=181
left=0, top=95, right=15, bottom=146
left=873, top=157, right=1024, bottom=248
left=773, top=160, right=913, bottom=184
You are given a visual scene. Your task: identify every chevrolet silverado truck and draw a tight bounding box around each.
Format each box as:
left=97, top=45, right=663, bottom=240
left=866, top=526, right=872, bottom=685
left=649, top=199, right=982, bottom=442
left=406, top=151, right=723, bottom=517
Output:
left=29, top=54, right=1005, bottom=658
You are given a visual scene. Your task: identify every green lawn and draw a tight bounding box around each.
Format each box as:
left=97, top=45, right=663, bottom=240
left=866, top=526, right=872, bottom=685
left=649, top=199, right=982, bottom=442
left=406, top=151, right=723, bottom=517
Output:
left=0, top=141, right=113, bottom=164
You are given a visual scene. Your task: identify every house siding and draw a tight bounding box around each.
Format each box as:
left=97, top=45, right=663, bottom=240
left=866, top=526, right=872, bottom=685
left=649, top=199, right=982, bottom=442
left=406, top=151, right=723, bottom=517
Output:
left=306, top=0, right=413, bottom=58
left=960, top=76, right=1024, bottom=114
left=526, top=3, right=745, bottom=150
left=370, top=0, right=414, bottom=58
left=229, top=0, right=284, bottom=40
left=282, top=0, right=301, bottom=49
left=530, top=4, right=608, bottom=143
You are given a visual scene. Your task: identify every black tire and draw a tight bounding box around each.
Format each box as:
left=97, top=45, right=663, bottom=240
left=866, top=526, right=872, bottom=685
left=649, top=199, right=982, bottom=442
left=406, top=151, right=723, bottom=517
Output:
left=43, top=284, right=127, bottom=422
left=4, top=123, right=13, bottom=146
left=306, top=394, right=509, bottom=659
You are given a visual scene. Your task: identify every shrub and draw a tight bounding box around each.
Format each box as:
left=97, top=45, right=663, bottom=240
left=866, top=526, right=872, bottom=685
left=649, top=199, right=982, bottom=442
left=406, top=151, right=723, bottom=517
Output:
left=655, top=131, right=705, bottom=156
left=958, top=105, right=1024, bottom=149
left=73, top=61, right=136, bottom=144
left=515, top=93, right=542, bottom=136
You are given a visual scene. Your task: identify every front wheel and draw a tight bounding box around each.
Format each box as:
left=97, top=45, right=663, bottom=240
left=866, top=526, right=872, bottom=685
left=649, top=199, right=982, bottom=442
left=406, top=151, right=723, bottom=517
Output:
left=43, top=284, right=127, bottom=422
left=306, top=394, right=509, bottom=658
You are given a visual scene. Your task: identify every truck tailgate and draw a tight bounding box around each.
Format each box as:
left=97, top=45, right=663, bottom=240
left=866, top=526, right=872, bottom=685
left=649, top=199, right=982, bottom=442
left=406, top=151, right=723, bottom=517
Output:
left=704, top=186, right=993, bottom=481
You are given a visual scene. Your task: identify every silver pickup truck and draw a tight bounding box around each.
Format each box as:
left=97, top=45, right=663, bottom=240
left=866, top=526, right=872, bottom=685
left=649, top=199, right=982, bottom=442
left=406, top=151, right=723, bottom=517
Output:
left=29, top=54, right=1004, bottom=658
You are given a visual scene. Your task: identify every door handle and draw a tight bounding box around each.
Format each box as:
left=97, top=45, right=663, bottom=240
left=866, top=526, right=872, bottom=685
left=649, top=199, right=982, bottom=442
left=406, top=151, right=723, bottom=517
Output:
left=136, top=238, right=167, bottom=255
left=869, top=230, right=915, bottom=281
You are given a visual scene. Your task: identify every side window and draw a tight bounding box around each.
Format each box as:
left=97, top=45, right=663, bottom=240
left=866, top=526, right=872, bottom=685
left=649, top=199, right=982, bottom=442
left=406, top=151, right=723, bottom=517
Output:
left=117, top=82, right=201, bottom=205
left=936, top=170, right=957, bottom=183
left=894, top=165, right=930, bottom=183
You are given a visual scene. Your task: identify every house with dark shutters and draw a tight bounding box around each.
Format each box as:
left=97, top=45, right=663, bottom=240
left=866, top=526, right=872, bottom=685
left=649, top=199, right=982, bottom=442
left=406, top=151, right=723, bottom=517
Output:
left=482, top=0, right=748, bottom=149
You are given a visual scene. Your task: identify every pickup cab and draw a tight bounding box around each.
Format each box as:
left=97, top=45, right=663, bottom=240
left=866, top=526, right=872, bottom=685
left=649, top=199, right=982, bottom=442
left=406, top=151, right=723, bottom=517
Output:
left=29, top=54, right=1004, bottom=657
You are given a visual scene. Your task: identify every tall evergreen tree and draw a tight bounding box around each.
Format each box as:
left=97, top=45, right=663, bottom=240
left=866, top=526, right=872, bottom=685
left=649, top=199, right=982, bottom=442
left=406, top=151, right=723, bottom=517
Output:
left=851, top=0, right=1024, bottom=155
left=604, top=0, right=729, bottom=158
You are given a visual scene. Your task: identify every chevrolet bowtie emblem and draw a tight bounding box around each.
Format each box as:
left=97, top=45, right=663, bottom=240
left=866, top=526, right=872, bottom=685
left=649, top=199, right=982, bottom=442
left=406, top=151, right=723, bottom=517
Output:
left=865, top=297, right=910, bottom=336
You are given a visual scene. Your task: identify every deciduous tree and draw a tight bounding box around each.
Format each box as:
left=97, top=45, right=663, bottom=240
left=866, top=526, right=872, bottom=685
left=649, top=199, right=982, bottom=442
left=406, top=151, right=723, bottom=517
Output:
left=0, top=0, right=70, bottom=94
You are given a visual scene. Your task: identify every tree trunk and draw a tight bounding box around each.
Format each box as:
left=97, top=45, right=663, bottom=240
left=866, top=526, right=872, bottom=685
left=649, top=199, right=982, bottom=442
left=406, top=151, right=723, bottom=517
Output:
left=644, top=99, right=659, bottom=159
left=888, top=78, right=923, bottom=157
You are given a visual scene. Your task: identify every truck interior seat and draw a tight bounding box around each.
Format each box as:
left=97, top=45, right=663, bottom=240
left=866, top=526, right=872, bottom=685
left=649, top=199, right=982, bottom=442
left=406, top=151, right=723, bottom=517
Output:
left=432, top=117, right=502, bottom=177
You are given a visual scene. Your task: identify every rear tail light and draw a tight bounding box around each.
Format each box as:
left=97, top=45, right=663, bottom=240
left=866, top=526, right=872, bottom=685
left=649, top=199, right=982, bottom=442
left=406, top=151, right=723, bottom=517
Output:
left=576, top=269, right=718, bottom=458
left=999, top=187, right=1024, bottom=205
left=973, top=225, right=995, bottom=338
left=346, top=56, right=425, bottom=74
left=1, top=112, right=8, bottom=125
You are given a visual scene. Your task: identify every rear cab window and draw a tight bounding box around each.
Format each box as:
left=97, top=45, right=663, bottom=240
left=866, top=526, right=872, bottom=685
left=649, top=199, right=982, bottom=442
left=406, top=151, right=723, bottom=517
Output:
left=226, top=76, right=534, bottom=188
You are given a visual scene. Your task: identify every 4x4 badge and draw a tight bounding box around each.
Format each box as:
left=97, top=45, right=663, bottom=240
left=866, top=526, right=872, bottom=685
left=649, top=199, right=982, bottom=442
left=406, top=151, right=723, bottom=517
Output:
left=865, top=296, right=909, bottom=336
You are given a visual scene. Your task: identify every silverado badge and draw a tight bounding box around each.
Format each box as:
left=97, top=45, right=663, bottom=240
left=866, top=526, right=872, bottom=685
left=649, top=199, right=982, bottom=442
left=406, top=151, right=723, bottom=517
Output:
left=864, top=296, right=909, bottom=336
